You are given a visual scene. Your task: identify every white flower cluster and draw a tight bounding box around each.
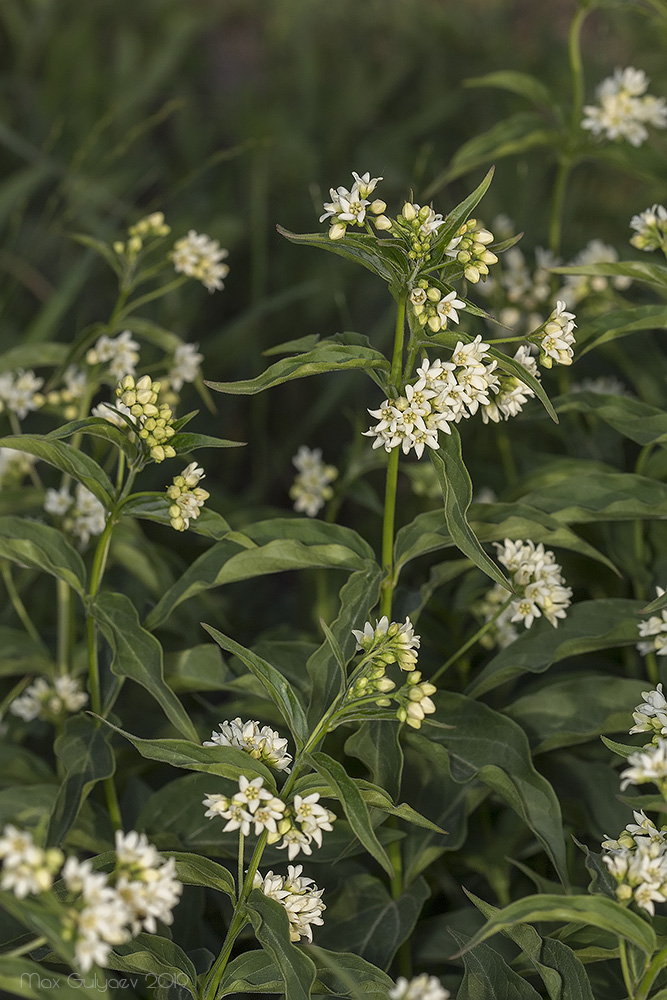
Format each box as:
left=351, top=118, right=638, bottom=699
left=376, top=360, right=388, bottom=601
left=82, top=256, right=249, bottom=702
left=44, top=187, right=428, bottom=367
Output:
left=0, top=827, right=182, bottom=972
left=172, top=230, right=230, bottom=292
left=166, top=462, right=209, bottom=531
left=538, top=301, right=576, bottom=368
left=253, top=864, right=325, bottom=942
left=603, top=826, right=667, bottom=916
left=0, top=369, right=45, bottom=419
left=113, top=212, right=171, bottom=260
left=203, top=776, right=336, bottom=860
left=630, top=204, right=667, bottom=254
left=0, top=446, right=34, bottom=487
left=348, top=618, right=436, bottom=729
left=86, top=330, right=140, bottom=381
left=319, top=171, right=385, bottom=240
left=445, top=218, right=498, bottom=283
left=0, top=825, right=63, bottom=898
left=477, top=241, right=556, bottom=335
left=390, top=974, right=450, bottom=1000
left=352, top=615, right=421, bottom=672
left=10, top=674, right=88, bottom=723
left=480, top=539, right=572, bottom=647
left=620, top=740, right=667, bottom=793
left=169, top=342, right=203, bottom=392
left=582, top=67, right=667, bottom=147
left=409, top=284, right=465, bottom=333
left=560, top=239, right=631, bottom=308
left=637, top=588, right=667, bottom=657
left=571, top=375, right=629, bottom=396
left=204, top=718, right=293, bottom=772
left=289, top=445, right=337, bottom=518
left=630, top=684, right=667, bottom=742
left=44, top=483, right=106, bottom=547
left=365, top=337, right=540, bottom=457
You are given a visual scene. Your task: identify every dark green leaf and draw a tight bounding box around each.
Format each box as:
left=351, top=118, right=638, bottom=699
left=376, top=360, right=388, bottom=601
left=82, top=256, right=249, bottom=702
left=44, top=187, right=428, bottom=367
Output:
left=91, top=591, right=198, bottom=741
left=452, top=927, right=543, bottom=1000
left=454, top=893, right=656, bottom=957
left=576, top=305, right=667, bottom=356
left=0, top=436, right=115, bottom=508
left=551, top=259, right=667, bottom=287
left=431, top=167, right=495, bottom=247
left=519, top=472, right=667, bottom=523
left=308, top=945, right=395, bottom=997
left=47, top=714, right=115, bottom=846
left=277, top=226, right=407, bottom=285
left=97, top=719, right=276, bottom=786
left=145, top=519, right=373, bottom=629
left=246, top=890, right=317, bottom=1000
left=307, top=561, right=383, bottom=723
left=309, top=751, right=393, bottom=875
left=106, top=933, right=197, bottom=997
left=0, top=343, right=69, bottom=374
left=0, top=516, right=87, bottom=595
left=164, top=852, right=235, bottom=899
left=205, top=341, right=390, bottom=395
left=120, top=495, right=232, bottom=540
left=169, top=432, right=245, bottom=453
left=345, top=721, right=403, bottom=802
left=555, top=391, right=667, bottom=446
left=465, top=71, right=559, bottom=111
left=468, top=600, right=644, bottom=698
left=410, top=692, right=568, bottom=884
left=202, top=624, right=308, bottom=745
left=430, top=434, right=511, bottom=590
left=47, top=417, right=137, bottom=460
left=164, top=643, right=230, bottom=692
left=218, top=950, right=283, bottom=994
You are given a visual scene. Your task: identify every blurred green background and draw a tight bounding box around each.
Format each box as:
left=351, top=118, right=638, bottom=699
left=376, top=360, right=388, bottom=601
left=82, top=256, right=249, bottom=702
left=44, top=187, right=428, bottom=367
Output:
left=2, top=0, right=667, bottom=551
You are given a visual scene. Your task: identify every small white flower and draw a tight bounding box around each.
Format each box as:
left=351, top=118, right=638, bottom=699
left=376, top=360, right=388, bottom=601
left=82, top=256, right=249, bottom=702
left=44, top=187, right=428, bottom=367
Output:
left=582, top=67, right=667, bottom=147
left=170, top=342, right=203, bottom=392
left=86, top=330, right=140, bottom=380
left=637, top=588, right=667, bottom=657
left=621, top=740, right=667, bottom=790
left=204, top=718, right=292, bottom=772
left=172, top=231, right=229, bottom=292
left=630, top=204, right=667, bottom=253
left=390, top=974, right=450, bottom=1000
left=289, top=446, right=337, bottom=518
left=0, top=369, right=45, bottom=419
left=539, top=301, right=576, bottom=368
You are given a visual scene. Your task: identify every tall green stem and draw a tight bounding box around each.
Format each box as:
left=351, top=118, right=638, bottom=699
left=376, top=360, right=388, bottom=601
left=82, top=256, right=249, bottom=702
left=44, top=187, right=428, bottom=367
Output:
left=431, top=596, right=513, bottom=685
left=635, top=943, right=667, bottom=1000
left=379, top=295, right=407, bottom=620
left=1, top=562, right=45, bottom=649
left=56, top=579, right=72, bottom=676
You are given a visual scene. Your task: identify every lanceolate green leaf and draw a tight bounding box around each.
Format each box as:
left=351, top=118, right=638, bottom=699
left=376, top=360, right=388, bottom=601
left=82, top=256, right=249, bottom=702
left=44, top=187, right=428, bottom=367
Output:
left=345, top=720, right=403, bottom=803
left=277, top=226, right=407, bottom=284
left=465, top=889, right=595, bottom=1000
left=205, top=341, right=390, bottom=395
left=430, top=435, right=512, bottom=591
left=164, top=852, right=235, bottom=899
left=105, top=934, right=198, bottom=997
left=519, top=472, right=667, bottom=523
left=47, top=715, right=115, bottom=846
left=307, top=561, right=383, bottom=724
left=0, top=343, right=69, bottom=373
left=575, top=305, right=667, bottom=356
left=169, top=431, right=245, bottom=453
left=309, top=751, right=394, bottom=876
left=394, top=502, right=615, bottom=575
left=203, top=625, right=308, bottom=744
left=465, top=70, right=560, bottom=112
left=120, top=495, right=232, bottom=539
left=452, top=928, right=543, bottom=1000
left=308, top=946, right=395, bottom=998
left=505, top=675, right=648, bottom=754
left=410, top=692, right=568, bottom=884
left=145, top=519, right=373, bottom=629
left=431, top=166, right=495, bottom=247
left=454, top=893, right=656, bottom=958
left=490, top=346, right=558, bottom=423
left=91, top=591, right=198, bottom=741
left=468, top=599, right=645, bottom=697
left=551, top=259, right=667, bottom=287
left=0, top=435, right=115, bottom=508
left=0, top=516, right=87, bottom=595
left=46, top=417, right=138, bottom=460
left=554, top=391, right=667, bottom=446
left=247, top=890, right=317, bottom=1000
left=218, top=950, right=283, bottom=995
left=97, top=719, right=277, bottom=786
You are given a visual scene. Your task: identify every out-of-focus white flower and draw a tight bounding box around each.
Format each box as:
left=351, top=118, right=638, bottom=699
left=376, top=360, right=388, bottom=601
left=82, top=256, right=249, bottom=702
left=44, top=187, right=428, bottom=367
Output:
left=0, top=369, right=45, bottom=419
left=571, top=376, right=629, bottom=396
left=253, top=864, right=325, bottom=942
left=0, top=447, right=34, bottom=487
left=582, top=67, right=667, bottom=146
left=289, top=445, right=337, bottom=517
left=86, top=330, right=140, bottom=380
left=172, top=231, right=229, bottom=292
left=621, top=739, right=667, bottom=791
left=46, top=484, right=107, bottom=548
left=170, top=342, right=203, bottom=392
left=113, top=830, right=183, bottom=935
left=390, top=974, right=450, bottom=1000
left=559, top=239, right=631, bottom=307
left=10, top=675, right=88, bottom=723
left=630, top=204, right=667, bottom=253
left=637, top=587, right=667, bottom=657
left=204, top=718, right=293, bottom=772
left=0, top=825, right=63, bottom=899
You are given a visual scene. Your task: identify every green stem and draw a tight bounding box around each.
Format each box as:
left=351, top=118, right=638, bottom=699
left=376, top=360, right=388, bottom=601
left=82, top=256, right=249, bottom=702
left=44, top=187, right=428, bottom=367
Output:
left=390, top=293, right=407, bottom=388
left=380, top=448, right=400, bottom=619
left=56, top=579, right=72, bottom=676
left=237, top=832, right=245, bottom=895
left=118, top=276, right=186, bottom=319
left=548, top=156, right=572, bottom=258
left=1, top=562, right=45, bottom=649
left=4, top=935, right=47, bottom=958
left=203, top=831, right=268, bottom=1000
left=634, top=943, right=667, bottom=1000
left=619, top=938, right=635, bottom=998
left=568, top=6, right=587, bottom=134
left=431, top=596, right=513, bottom=685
